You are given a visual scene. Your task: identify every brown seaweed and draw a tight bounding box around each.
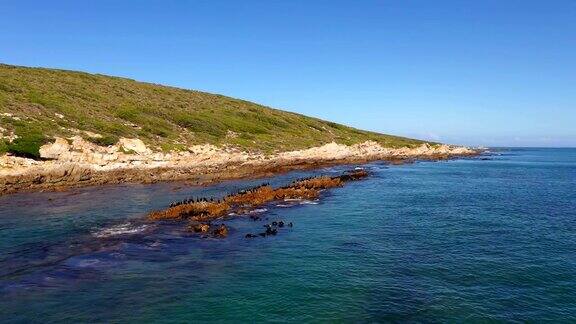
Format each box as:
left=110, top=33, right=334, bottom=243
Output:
left=148, top=169, right=368, bottom=224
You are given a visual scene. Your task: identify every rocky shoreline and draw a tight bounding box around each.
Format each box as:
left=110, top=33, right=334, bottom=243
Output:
left=0, top=136, right=478, bottom=195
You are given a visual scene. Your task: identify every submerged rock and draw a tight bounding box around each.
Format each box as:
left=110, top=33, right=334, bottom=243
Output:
left=212, top=224, right=229, bottom=238
left=189, top=223, right=211, bottom=233
left=265, top=227, right=278, bottom=236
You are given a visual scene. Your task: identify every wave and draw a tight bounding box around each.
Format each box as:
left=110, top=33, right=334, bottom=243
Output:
left=93, top=223, right=149, bottom=238
left=276, top=200, right=319, bottom=207
left=249, top=208, right=268, bottom=214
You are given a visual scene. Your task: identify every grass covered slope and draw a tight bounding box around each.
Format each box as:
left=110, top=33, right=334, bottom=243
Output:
left=0, top=64, right=424, bottom=157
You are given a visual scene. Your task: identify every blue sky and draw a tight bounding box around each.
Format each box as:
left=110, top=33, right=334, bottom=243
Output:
left=1, top=1, right=575, bottom=147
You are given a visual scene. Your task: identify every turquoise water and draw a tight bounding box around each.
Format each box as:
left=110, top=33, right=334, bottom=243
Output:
left=1, top=148, right=575, bottom=322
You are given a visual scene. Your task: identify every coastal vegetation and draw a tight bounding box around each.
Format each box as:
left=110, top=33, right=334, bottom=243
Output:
left=0, top=64, right=424, bottom=158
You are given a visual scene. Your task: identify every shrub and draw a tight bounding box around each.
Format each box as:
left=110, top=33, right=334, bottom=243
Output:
left=115, top=105, right=140, bottom=121
left=0, top=140, right=8, bottom=154
left=7, top=129, right=46, bottom=159
left=86, top=135, right=118, bottom=146
left=27, top=91, right=63, bottom=110
left=173, top=113, right=196, bottom=128
left=143, top=124, right=171, bottom=137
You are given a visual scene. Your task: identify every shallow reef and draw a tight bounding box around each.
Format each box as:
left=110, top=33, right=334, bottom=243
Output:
left=147, top=169, right=369, bottom=238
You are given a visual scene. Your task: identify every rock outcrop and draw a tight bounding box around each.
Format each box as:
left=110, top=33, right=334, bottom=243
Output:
left=0, top=137, right=477, bottom=194
left=38, top=138, right=70, bottom=159
left=118, top=138, right=151, bottom=155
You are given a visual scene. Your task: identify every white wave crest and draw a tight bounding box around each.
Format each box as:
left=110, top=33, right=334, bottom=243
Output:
left=249, top=208, right=268, bottom=214
left=93, top=223, right=149, bottom=238
left=276, top=203, right=294, bottom=208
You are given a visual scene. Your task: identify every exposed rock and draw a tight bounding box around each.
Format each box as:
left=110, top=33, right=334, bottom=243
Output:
left=83, top=131, right=102, bottom=138
left=1, top=131, right=18, bottom=143
left=0, top=137, right=478, bottom=195
left=265, top=226, right=277, bottom=236
left=71, top=136, right=101, bottom=153
left=39, top=137, right=70, bottom=159
left=1, top=112, right=20, bottom=120
left=0, top=155, right=40, bottom=170
left=190, top=223, right=211, bottom=233
left=226, top=130, right=239, bottom=139
left=212, top=224, right=229, bottom=237
left=118, top=138, right=151, bottom=155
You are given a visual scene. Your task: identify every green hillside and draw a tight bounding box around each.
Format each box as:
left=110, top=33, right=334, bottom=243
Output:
left=0, top=64, right=424, bottom=158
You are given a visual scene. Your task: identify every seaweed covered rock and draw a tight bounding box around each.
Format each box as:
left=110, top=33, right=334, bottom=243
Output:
left=189, top=223, right=211, bottom=233
left=148, top=170, right=371, bottom=230
left=212, top=224, right=229, bottom=237
left=336, top=169, right=369, bottom=181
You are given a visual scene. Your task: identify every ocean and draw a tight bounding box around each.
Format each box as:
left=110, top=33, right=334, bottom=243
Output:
left=1, top=148, right=575, bottom=322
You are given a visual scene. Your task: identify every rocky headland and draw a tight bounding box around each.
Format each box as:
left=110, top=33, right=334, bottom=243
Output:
left=0, top=64, right=479, bottom=195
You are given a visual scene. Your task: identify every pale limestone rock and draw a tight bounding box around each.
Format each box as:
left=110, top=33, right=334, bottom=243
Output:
left=102, top=153, right=119, bottom=162
left=188, top=144, right=220, bottom=154
left=2, top=132, right=18, bottom=143
left=2, top=135, right=476, bottom=184
left=83, top=131, right=103, bottom=138
left=226, top=130, right=239, bottom=139
left=150, top=152, right=166, bottom=161
left=71, top=136, right=101, bottom=153
left=39, top=137, right=70, bottom=159
left=0, top=155, right=40, bottom=173
left=118, top=138, right=150, bottom=155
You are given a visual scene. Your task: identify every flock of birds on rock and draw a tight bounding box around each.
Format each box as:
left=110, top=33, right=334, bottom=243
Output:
left=277, top=177, right=315, bottom=189
left=168, top=182, right=273, bottom=208
left=231, top=182, right=271, bottom=196
left=165, top=182, right=296, bottom=239
left=166, top=170, right=368, bottom=240
left=168, top=196, right=222, bottom=208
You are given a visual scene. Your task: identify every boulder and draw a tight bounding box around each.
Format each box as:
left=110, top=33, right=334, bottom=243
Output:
left=118, top=138, right=151, bottom=155
left=39, top=137, right=70, bottom=159
left=71, top=136, right=100, bottom=153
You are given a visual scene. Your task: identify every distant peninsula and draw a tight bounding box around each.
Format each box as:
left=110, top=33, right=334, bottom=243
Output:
left=0, top=64, right=475, bottom=194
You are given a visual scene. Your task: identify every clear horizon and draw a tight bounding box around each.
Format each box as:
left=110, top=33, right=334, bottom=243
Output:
left=1, top=1, right=575, bottom=147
